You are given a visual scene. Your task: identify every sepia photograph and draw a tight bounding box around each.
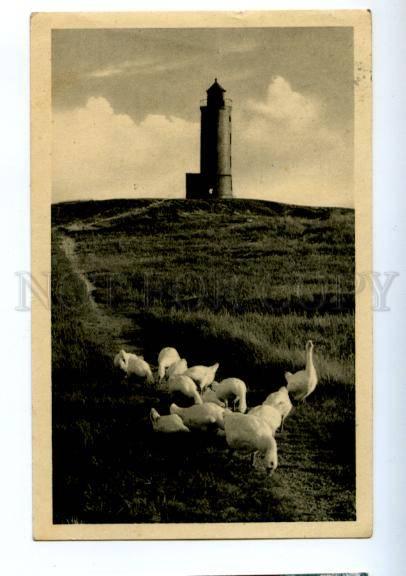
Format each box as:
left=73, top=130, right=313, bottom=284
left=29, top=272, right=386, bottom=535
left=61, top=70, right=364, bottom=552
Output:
left=31, top=11, right=372, bottom=539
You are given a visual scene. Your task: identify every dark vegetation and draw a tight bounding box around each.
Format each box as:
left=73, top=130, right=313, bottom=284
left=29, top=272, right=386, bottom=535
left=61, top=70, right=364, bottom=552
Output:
left=52, top=198, right=355, bottom=524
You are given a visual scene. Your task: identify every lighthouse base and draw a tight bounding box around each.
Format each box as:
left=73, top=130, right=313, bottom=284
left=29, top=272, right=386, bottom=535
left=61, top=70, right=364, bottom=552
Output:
left=216, top=175, right=233, bottom=198
left=186, top=173, right=233, bottom=199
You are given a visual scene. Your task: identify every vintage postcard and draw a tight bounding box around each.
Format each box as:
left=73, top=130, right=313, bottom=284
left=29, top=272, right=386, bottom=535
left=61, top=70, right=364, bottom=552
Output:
left=31, top=11, right=372, bottom=540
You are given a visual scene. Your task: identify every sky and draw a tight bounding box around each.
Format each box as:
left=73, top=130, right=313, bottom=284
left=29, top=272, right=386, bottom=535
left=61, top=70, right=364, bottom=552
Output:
left=52, top=27, right=354, bottom=207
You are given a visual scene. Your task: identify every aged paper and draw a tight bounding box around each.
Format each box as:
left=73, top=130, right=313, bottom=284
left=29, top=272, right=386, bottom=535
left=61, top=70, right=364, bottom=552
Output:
left=31, top=10, right=372, bottom=540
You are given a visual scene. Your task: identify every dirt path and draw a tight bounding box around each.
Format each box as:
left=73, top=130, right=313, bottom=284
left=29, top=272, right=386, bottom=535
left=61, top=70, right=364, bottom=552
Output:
left=61, top=235, right=97, bottom=308
left=64, top=199, right=167, bottom=233
left=58, top=232, right=144, bottom=357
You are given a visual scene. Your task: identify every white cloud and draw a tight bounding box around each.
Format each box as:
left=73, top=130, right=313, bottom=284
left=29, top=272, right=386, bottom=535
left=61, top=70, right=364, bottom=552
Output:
left=87, top=58, right=186, bottom=79
left=52, top=97, right=199, bottom=203
left=235, top=76, right=353, bottom=207
left=247, top=75, right=320, bottom=129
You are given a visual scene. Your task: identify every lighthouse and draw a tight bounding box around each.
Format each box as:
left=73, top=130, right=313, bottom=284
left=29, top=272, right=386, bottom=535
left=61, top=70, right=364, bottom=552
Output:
left=186, top=79, right=233, bottom=199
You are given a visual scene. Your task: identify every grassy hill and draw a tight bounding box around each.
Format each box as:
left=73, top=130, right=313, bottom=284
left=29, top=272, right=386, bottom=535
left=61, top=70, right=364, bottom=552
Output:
left=51, top=198, right=355, bottom=524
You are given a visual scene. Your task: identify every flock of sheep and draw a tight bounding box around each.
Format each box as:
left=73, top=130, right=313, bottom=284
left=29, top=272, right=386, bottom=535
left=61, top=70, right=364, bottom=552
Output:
left=114, top=340, right=318, bottom=476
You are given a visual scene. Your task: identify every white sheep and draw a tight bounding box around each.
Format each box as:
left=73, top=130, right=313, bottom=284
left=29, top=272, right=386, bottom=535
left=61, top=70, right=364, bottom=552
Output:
left=224, top=412, right=278, bottom=475
left=114, top=349, right=154, bottom=384
left=166, top=358, right=188, bottom=379
left=211, top=377, right=247, bottom=413
left=183, top=362, right=219, bottom=394
left=150, top=408, right=190, bottom=433
left=167, top=374, right=203, bottom=405
left=248, top=404, right=282, bottom=434
left=202, top=384, right=225, bottom=407
left=263, top=385, right=293, bottom=430
left=157, top=347, right=181, bottom=383
left=285, top=340, right=318, bottom=401
left=170, top=402, right=226, bottom=431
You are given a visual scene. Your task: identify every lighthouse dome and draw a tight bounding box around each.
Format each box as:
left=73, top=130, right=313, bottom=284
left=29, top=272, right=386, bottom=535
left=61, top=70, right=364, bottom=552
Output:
left=207, top=78, right=226, bottom=93
left=207, top=78, right=226, bottom=107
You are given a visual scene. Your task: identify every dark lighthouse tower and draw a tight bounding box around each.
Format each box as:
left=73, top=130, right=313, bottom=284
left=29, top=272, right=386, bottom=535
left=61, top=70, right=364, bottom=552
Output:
left=186, top=79, right=233, bottom=199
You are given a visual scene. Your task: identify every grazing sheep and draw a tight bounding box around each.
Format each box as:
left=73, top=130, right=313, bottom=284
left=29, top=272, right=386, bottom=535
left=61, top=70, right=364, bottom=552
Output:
left=248, top=404, right=282, bottom=434
left=285, top=340, right=318, bottom=402
left=167, top=374, right=203, bottom=404
left=115, top=349, right=154, bottom=384
left=184, top=363, right=219, bottom=394
left=263, top=386, right=293, bottom=430
left=224, top=412, right=278, bottom=475
left=166, top=358, right=188, bottom=379
left=212, top=378, right=247, bottom=413
left=150, top=408, right=190, bottom=433
left=202, top=384, right=225, bottom=407
left=158, top=347, right=181, bottom=383
left=170, top=402, right=226, bottom=431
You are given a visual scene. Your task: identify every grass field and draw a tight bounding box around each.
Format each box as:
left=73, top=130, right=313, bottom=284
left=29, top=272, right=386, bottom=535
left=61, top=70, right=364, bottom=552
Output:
left=51, top=198, right=355, bottom=524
